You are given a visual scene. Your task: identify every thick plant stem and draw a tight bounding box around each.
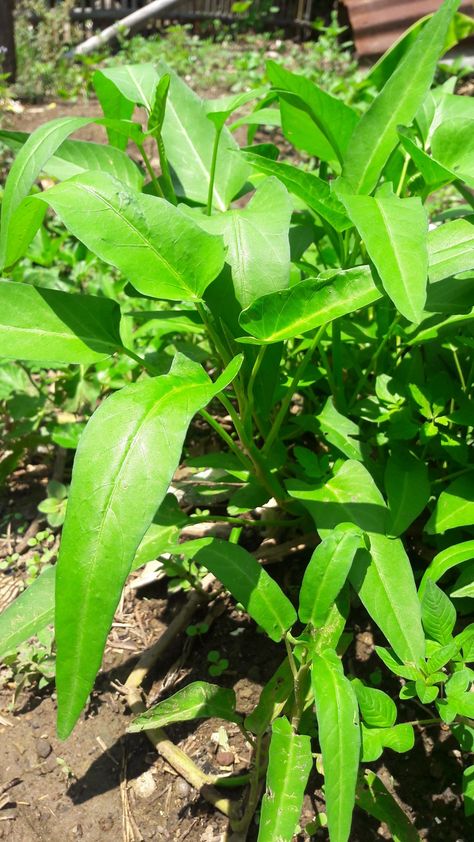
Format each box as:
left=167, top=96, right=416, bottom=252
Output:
left=349, top=314, right=400, bottom=406
left=218, top=392, right=288, bottom=507
left=199, top=408, right=250, bottom=469
left=207, top=126, right=223, bottom=215
left=263, top=325, right=326, bottom=455
left=122, top=684, right=238, bottom=818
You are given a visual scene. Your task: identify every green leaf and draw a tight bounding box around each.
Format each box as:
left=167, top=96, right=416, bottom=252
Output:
left=239, top=151, right=351, bottom=232
left=0, top=566, right=55, bottom=661
left=128, top=681, right=241, bottom=731
left=194, top=177, right=292, bottom=309
left=366, top=9, right=473, bottom=91
left=428, top=218, right=474, bottom=283
left=55, top=354, right=240, bottom=739
left=352, top=679, right=397, bottom=728
left=336, top=0, right=460, bottom=194
left=299, top=529, right=363, bottom=627
left=431, top=119, right=474, bottom=188
left=0, top=116, right=93, bottom=269
left=257, top=717, right=312, bottom=842
left=317, top=398, right=363, bottom=461
left=451, top=582, right=474, bottom=599
left=0, top=129, right=144, bottom=190
left=419, top=540, right=474, bottom=598
left=384, top=450, right=430, bottom=537
left=375, top=647, right=420, bottom=681
left=398, top=126, right=454, bottom=190
left=159, top=65, right=248, bottom=209
left=421, top=580, right=456, bottom=643
left=36, top=172, right=225, bottom=301
left=463, top=766, right=474, bottom=817
left=312, top=650, right=360, bottom=842
left=93, top=69, right=136, bottom=149
left=288, top=460, right=388, bottom=536
left=245, top=659, right=293, bottom=735
left=426, top=475, right=474, bottom=534
left=356, top=770, right=422, bottom=842
left=267, top=62, right=358, bottom=166
left=239, top=267, right=381, bottom=343
left=351, top=533, right=425, bottom=665
left=426, top=641, right=460, bottom=673
left=342, top=194, right=428, bottom=323
left=194, top=539, right=296, bottom=642
left=292, top=464, right=422, bottom=663
left=361, top=723, right=414, bottom=762
left=0, top=281, right=122, bottom=365
left=94, top=64, right=158, bottom=112
left=131, top=524, right=180, bottom=570
left=148, top=73, right=171, bottom=134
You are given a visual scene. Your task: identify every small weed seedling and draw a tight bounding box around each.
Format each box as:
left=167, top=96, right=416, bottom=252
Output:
left=1, top=1, right=474, bottom=838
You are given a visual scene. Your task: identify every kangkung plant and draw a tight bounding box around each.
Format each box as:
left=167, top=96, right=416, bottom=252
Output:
left=1, top=0, right=474, bottom=837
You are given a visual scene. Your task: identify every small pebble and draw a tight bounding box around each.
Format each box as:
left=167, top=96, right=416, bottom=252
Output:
left=71, top=825, right=83, bottom=838
left=132, top=769, right=157, bottom=799
left=216, top=750, right=234, bottom=766
left=175, top=778, right=191, bottom=799
left=36, top=738, right=52, bottom=759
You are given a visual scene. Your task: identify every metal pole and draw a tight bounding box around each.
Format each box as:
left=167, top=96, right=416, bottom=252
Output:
left=67, top=0, right=181, bottom=57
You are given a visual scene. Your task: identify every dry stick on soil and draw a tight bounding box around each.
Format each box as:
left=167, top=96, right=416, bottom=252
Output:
left=119, top=533, right=315, bottom=825
left=117, top=573, right=239, bottom=820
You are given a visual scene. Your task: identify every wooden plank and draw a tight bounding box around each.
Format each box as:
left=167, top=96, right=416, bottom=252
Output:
left=344, top=0, right=474, bottom=56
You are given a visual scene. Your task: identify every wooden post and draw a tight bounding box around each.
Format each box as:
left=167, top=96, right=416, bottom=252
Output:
left=0, top=0, right=16, bottom=82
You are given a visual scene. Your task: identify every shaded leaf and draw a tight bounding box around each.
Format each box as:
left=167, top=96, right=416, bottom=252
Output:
left=421, top=580, right=456, bottom=643
left=0, top=281, right=122, bottom=365
left=385, top=450, right=430, bottom=537
left=0, top=567, right=55, bottom=661
left=128, top=681, right=241, bottom=731
left=194, top=539, right=296, bottom=642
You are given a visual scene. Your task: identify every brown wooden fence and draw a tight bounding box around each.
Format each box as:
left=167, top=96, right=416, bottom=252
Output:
left=343, top=0, right=474, bottom=56
left=65, top=0, right=316, bottom=29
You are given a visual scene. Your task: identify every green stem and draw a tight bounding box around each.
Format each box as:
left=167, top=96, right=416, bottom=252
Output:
left=246, top=345, right=267, bottom=428
left=121, top=346, right=160, bottom=375
left=349, top=314, right=400, bottom=407
left=189, top=513, right=300, bottom=526
left=455, top=180, right=474, bottom=210
left=432, top=465, right=474, bottom=486
left=138, top=144, right=164, bottom=198
left=263, top=326, right=326, bottom=455
left=195, top=301, right=231, bottom=366
left=331, top=319, right=345, bottom=410
left=155, top=131, right=177, bottom=205
left=207, top=126, right=223, bottom=216
left=396, top=153, right=410, bottom=197
left=452, top=346, right=467, bottom=392
left=218, top=393, right=288, bottom=507
left=199, top=408, right=250, bottom=469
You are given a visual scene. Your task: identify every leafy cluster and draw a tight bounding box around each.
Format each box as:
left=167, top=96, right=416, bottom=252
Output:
left=1, top=0, right=474, bottom=839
